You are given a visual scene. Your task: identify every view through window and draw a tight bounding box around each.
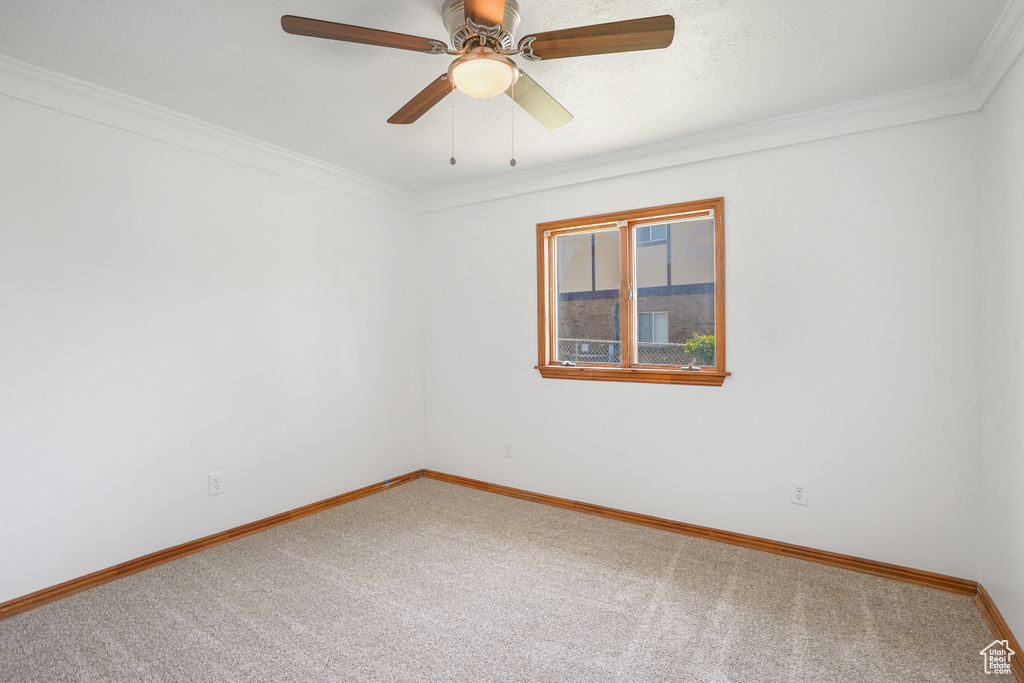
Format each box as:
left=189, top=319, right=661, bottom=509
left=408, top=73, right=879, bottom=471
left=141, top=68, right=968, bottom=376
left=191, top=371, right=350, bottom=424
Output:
left=537, top=199, right=727, bottom=386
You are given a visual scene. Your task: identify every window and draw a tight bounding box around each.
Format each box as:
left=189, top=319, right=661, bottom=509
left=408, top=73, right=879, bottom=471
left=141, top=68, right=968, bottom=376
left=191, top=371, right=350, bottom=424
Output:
left=536, top=198, right=728, bottom=386
left=636, top=224, right=668, bottom=244
left=638, top=312, right=669, bottom=343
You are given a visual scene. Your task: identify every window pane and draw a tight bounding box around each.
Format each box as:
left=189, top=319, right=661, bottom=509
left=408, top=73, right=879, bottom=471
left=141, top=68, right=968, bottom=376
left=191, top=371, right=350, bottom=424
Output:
left=555, top=230, right=621, bottom=363
left=638, top=312, right=653, bottom=343
left=652, top=312, right=669, bottom=343
left=635, top=218, right=716, bottom=366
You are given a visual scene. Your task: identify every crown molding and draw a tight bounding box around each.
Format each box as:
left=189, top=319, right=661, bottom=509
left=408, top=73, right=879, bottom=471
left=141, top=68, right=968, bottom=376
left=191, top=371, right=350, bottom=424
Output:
left=969, top=0, right=1024, bottom=106
left=418, top=0, right=1024, bottom=213
left=0, top=54, right=419, bottom=213
left=416, top=77, right=980, bottom=212
left=3, top=0, right=1023, bottom=216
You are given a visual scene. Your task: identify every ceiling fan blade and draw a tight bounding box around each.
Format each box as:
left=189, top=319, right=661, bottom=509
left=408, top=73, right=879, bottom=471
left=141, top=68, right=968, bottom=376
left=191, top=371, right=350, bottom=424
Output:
left=464, top=0, right=506, bottom=27
left=281, top=15, right=446, bottom=54
left=388, top=75, right=454, bottom=125
left=506, top=72, right=573, bottom=131
left=521, top=15, right=674, bottom=60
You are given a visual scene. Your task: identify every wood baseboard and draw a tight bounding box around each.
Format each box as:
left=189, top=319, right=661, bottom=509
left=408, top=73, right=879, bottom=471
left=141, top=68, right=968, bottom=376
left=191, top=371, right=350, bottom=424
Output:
left=976, top=584, right=1024, bottom=681
left=0, top=470, right=421, bottom=622
left=4, top=467, right=1020, bottom=683
left=425, top=469, right=1024, bottom=681
left=420, top=470, right=978, bottom=595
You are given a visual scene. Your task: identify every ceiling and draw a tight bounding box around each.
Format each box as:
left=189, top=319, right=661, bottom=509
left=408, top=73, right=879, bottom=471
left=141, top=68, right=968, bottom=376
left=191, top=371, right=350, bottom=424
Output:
left=0, top=1, right=1011, bottom=195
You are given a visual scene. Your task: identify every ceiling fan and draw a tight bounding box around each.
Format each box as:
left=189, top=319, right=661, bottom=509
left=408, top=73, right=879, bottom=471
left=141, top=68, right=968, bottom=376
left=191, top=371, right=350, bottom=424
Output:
left=281, top=0, right=674, bottom=131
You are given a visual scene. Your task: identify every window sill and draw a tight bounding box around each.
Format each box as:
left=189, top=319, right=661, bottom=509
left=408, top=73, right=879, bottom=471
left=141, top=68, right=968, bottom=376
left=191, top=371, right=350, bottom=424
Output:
left=536, top=365, right=730, bottom=386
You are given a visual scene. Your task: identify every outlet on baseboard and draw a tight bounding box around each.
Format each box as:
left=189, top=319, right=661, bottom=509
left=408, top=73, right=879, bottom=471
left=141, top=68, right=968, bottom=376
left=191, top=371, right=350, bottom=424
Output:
left=791, top=480, right=808, bottom=506
left=209, top=472, right=224, bottom=496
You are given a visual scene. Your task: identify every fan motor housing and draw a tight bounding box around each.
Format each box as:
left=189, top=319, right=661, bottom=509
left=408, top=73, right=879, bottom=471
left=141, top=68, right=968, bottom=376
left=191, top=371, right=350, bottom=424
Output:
left=442, top=0, right=521, bottom=51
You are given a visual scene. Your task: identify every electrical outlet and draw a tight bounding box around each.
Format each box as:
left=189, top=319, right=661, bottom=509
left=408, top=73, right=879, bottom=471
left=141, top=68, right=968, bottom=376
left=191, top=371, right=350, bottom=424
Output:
left=504, top=441, right=512, bottom=458
left=209, top=472, right=224, bottom=496
left=791, top=481, right=808, bottom=506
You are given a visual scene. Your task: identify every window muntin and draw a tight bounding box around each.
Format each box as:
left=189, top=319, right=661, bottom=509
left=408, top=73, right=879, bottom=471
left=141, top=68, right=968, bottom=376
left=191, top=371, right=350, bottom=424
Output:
left=537, top=199, right=727, bottom=386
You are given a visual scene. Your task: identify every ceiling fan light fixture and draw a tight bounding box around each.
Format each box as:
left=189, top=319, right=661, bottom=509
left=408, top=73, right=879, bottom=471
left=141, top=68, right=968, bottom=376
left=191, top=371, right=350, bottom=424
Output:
left=448, top=51, right=518, bottom=99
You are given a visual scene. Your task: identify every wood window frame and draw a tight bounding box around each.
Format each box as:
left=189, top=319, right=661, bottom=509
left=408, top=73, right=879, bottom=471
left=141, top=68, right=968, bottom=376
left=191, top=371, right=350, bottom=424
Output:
left=536, top=198, right=729, bottom=387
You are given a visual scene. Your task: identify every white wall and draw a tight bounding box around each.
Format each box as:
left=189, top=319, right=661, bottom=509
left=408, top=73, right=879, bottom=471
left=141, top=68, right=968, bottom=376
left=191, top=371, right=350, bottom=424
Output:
left=981, top=51, right=1024, bottom=638
left=4, top=49, right=1018, bottom=639
left=422, top=114, right=985, bottom=581
left=0, top=94, right=425, bottom=604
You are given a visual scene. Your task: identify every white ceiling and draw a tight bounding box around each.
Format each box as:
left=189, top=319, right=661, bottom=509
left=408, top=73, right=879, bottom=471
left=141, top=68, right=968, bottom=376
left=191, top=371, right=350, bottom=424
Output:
left=0, top=1, right=1012, bottom=195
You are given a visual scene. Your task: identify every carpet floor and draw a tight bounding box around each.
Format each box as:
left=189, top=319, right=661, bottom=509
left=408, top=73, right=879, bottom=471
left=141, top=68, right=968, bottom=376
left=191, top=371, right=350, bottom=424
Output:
left=0, top=478, right=997, bottom=681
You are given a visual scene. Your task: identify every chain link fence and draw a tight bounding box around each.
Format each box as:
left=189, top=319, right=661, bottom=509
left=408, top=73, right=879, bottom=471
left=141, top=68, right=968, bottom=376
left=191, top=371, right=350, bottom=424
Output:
left=557, top=338, right=706, bottom=367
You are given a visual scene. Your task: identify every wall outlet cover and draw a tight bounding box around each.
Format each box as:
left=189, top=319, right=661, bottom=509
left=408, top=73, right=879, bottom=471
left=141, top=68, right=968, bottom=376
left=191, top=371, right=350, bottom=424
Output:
left=791, top=480, right=808, bottom=506
left=209, top=472, right=224, bottom=496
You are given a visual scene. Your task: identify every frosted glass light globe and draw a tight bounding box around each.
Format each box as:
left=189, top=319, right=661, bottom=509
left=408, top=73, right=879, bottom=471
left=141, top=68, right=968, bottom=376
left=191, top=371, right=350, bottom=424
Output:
left=449, top=53, right=518, bottom=99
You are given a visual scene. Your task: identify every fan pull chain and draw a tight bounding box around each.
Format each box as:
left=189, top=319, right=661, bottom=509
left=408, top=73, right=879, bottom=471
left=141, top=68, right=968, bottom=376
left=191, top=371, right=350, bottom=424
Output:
left=509, top=79, right=517, bottom=167
left=449, top=87, right=457, bottom=166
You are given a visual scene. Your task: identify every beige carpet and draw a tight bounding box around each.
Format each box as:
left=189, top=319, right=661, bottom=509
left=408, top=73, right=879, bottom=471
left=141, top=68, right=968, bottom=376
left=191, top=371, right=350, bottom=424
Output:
left=0, top=478, right=997, bottom=681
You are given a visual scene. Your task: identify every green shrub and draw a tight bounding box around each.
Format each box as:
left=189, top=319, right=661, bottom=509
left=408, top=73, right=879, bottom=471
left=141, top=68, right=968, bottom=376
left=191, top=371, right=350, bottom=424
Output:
left=683, top=333, right=715, bottom=366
